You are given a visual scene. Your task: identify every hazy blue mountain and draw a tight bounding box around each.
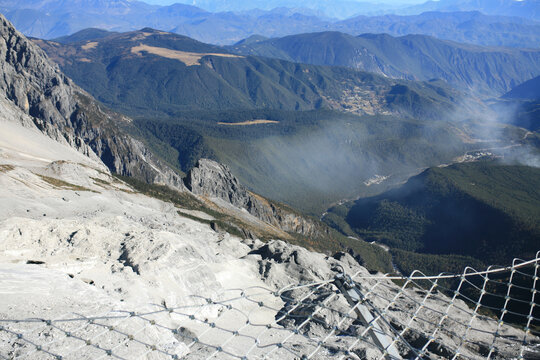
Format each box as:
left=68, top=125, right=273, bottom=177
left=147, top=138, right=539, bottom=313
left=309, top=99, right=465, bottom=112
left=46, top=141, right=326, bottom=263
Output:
left=0, top=0, right=217, bottom=39
left=334, top=11, right=540, bottom=48
left=0, top=0, right=158, bottom=38
left=503, top=76, right=540, bottom=100
left=1, top=1, right=540, bottom=47
left=0, top=0, right=156, bottom=14
left=180, top=0, right=405, bottom=19
left=512, top=101, right=540, bottom=132
left=230, top=31, right=540, bottom=97
left=497, top=77, right=540, bottom=131
left=148, top=0, right=540, bottom=21
left=169, top=9, right=329, bottom=44
left=0, top=1, right=332, bottom=43
left=401, top=0, right=540, bottom=21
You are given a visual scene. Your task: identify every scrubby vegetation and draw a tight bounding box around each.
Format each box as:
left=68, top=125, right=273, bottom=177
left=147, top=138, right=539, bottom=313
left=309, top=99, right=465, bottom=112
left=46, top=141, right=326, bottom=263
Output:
left=37, top=174, right=96, bottom=193
left=0, top=164, right=14, bottom=172
left=390, top=249, right=486, bottom=276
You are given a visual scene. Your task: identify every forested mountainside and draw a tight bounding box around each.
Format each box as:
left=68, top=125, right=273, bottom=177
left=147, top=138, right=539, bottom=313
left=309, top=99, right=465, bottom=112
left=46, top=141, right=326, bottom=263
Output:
left=323, top=161, right=540, bottom=274
left=231, top=31, right=540, bottom=97
left=35, top=28, right=465, bottom=117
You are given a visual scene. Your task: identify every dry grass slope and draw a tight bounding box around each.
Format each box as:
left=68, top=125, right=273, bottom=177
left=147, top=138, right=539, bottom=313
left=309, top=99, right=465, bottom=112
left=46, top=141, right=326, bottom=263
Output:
left=81, top=41, right=98, bottom=50
left=131, top=44, right=243, bottom=66
left=217, top=120, right=280, bottom=126
left=0, top=164, right=14, bottom=172
left=37, top=173, right=98, bottom=193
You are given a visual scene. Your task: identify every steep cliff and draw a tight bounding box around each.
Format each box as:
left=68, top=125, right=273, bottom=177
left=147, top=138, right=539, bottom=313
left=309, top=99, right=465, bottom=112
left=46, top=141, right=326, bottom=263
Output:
left=185, top=159, right=330, bottom=239
left=0, top=14, right=184, bottom=190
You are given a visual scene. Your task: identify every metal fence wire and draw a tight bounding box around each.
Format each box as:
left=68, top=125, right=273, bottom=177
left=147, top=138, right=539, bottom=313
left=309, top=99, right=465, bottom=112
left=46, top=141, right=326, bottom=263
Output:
left=1, top=252, right=539, bottom=359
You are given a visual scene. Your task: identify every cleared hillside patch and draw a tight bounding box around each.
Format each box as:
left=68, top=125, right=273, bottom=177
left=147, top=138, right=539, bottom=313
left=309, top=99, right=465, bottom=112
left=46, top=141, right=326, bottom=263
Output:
left=131, top=44, right=243, bottom=66
left=81, top=41, right=98, bottom=50
left=218, top=120, right=279, bottom=126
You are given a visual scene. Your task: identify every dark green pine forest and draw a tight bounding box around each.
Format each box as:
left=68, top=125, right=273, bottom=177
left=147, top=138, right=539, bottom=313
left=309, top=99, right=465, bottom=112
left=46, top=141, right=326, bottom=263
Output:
left=324, top=161, right=540, bottom=274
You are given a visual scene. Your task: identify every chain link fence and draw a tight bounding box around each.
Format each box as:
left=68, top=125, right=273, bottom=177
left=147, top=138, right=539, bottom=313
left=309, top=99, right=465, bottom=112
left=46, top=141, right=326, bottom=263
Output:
left=1, top=252, right=539, bottom=359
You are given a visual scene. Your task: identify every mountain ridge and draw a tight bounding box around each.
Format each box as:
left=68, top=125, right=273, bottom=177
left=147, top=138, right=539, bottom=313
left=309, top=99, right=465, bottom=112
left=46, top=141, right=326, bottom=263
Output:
left=503, top=75, right=540, bottom=100
left=230, top=30, right=540, bottom=97
left=34, top=27, right=470, bottom=118
left=0, top=13, right=185, bottom=190
left=400, top=0, right=540, bottom=21
left=497, top=76, right=540, bottom=132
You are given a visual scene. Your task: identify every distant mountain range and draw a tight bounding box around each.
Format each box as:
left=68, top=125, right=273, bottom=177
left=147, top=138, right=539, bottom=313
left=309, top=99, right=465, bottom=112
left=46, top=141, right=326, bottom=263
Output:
left=1, top=0, right=540, bottom=47
left=163, top=0, right=540, bottom=21
left=333, top=11, right=540, bottom=48
left=230, top=31, right=540, bottom=97
left=176, top=0, right=406, bottom=19
left=400, top=0, right=540, bottom=21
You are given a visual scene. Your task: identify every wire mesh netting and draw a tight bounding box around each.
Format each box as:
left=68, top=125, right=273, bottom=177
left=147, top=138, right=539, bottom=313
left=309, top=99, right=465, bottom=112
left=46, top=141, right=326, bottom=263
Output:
left=1, top=253, right=539, bottom=359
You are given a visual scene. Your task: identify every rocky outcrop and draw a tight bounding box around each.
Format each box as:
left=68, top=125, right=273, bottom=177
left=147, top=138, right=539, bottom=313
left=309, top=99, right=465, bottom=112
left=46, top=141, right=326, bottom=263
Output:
left=184, top=159, right=250, bottom=207
left=0, top=14, right=184, bottom=190
left=185, top=158, right=329, bottom=238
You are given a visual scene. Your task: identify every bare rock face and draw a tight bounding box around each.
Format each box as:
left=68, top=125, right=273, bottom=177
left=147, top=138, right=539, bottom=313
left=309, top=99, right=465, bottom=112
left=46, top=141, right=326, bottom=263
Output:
left=185, top=158, right=249, bottom=206
left=0, top=14, right=184, bottom=190
left=248, top=240, right=346, bottom=288
left=185, top=159, right=329, bottom=238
